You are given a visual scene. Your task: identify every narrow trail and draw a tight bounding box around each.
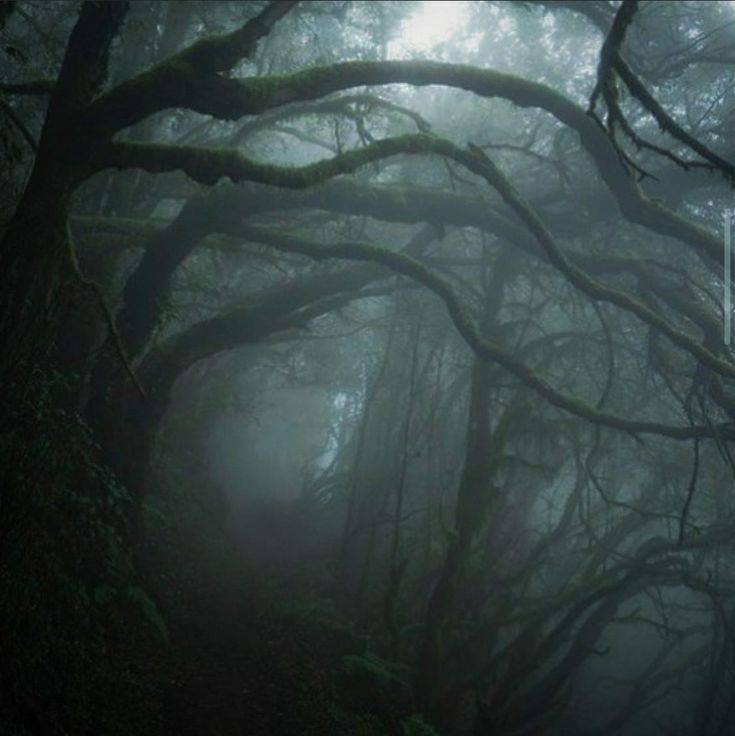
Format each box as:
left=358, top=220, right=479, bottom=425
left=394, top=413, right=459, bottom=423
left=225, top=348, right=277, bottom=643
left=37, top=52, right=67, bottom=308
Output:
left=160, top=546, right=347, bottom=735
left=164, top=594, right=332, bottom=733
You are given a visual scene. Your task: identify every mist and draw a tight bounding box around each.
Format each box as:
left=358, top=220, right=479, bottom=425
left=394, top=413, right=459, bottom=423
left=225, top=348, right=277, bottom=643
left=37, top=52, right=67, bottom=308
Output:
left=2, top=1, right=735, bottom=735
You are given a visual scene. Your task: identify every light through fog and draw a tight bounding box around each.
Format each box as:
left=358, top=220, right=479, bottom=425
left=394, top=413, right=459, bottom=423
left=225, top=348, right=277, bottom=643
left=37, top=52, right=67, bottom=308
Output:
left=390, top=0, right=471, bottom=56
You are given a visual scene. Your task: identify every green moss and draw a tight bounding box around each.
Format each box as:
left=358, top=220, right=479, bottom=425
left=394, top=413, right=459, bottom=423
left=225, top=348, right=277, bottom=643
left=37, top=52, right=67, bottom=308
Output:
left=401, top=714, right=440, bottom=736
left=239, top=73, right=289, bottom=109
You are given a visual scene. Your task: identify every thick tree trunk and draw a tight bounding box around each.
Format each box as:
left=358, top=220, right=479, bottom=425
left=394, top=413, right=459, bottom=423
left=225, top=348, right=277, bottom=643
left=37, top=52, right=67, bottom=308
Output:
left=413, top=250, right=518, bottom=725
left=0, top=1, right=128, bottom=387
left=0, top=164, right=77, bottom=384
left=413, top=356, right=496, bottom=722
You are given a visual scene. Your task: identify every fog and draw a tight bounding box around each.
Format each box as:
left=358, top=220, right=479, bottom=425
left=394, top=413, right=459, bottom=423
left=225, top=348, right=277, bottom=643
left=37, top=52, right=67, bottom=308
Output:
left=2, top=1, right=735, bottom=735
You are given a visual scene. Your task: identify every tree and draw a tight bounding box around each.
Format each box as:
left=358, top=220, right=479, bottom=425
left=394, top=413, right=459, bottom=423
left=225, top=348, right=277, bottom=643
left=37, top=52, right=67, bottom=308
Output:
left=2, top=1, right=735, bottom=734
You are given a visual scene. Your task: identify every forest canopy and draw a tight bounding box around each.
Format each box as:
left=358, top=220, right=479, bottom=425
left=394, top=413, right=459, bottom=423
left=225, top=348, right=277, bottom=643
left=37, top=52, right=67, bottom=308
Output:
left=2, top=1, right=735, bottom=735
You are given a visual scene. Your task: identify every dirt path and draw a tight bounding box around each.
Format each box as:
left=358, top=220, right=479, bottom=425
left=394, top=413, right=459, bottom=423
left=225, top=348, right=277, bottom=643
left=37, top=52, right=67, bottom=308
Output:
left=162, top=572, right=342, bottom=736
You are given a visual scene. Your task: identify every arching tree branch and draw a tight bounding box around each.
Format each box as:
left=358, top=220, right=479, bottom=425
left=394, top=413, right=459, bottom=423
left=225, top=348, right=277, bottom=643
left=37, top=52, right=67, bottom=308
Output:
left=235, top=222, right=734, bottom=441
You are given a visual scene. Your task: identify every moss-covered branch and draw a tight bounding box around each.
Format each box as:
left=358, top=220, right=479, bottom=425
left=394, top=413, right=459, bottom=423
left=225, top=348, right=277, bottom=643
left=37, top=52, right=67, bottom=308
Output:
left=122, top=226, right=437, bottom=487
left=178, top=0, right=296, bottom=73
left=77, top=1, right=295, bottom=137
left=144, top=264, right=391, bottom=402
left=538, top=0, right=735, bottom=183
left=614, top=56, right=735, bottom=184
left=98, top=133, right=448, bottom=186
left=451, top=143, right=735, bottom=381
left=236, top=223, right=732, bottom=441
left=84, top=59, right=723, bottom=270
left=102, top=131, right=735, bottom=382
left=588, top=0, right=638, bottom=115
left=227, top=93, right=430, bottom=147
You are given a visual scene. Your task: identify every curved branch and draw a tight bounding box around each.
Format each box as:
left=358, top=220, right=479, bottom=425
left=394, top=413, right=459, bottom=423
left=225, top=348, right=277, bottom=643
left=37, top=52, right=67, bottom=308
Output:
left=144, top=263, right=391, bottom=402
left=455, top=143, right=735, bottom=381
left=178, top=0, right=296, bottom=73
left=537, top=0, right=735, bottom=184
left=236, top=223, right=733, bottom=441
left=84, top=59, right=723, bottom=271
left=79, top=1, right=295, bottom=136
left=614, top=55, right=735, bottom=183
left=97, top=133, right=446, bottom=186
left=228, top=93, right=430, bottom=147
left=100, top=132, right=735, bottom=383
left=588, top=0, right=638, bottom=114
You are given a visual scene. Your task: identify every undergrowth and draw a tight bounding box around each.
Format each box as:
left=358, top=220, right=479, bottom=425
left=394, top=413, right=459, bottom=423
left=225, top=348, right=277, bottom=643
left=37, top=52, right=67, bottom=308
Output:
left=0, top=369, right=440, bottom=734
left=0, top=369, right=169, bottom=735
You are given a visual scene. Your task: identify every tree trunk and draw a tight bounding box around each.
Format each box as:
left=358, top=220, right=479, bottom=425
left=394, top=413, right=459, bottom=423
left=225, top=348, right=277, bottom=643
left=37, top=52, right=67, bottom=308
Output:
left=413, top=356, right=496, bottom=722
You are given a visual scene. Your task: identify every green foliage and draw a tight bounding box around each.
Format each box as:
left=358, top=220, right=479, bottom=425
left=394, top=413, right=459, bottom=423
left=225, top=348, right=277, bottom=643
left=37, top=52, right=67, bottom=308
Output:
left=326, top=681, right=435, bottom=736
left=0, top=369, right=168, bottom=735
left=342, top=652, right=399, bottom=683
left=321, top=698, right=379, bottom=734
left=123, top=585, right=169, bottom=644
left=401, top=714, right=441, bottom=736
left=337, top=652, right=414, bottom=734
left=278, top=587, right=352, bottom=632
left=93, top=583, right=170, bottom=644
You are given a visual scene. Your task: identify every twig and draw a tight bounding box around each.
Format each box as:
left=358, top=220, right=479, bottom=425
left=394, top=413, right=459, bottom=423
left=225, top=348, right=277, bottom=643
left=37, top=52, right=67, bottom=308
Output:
left=65, top=219, right=146, bottom=400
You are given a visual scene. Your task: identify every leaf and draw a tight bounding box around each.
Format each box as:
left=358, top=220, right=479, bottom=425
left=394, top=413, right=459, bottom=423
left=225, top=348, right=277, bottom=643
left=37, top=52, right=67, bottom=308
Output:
left=93, top=584, right=118, bottom=606
left=401, top=714, right=440, bottom=736
left=141, top=501, right=169, bottom=527
left=124, top=585, right=169, bottom=644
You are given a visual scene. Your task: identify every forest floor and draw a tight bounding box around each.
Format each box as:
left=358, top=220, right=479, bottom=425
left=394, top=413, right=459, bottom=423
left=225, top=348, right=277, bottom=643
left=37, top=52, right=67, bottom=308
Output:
left=150, top=506, right=422, bottom=736
left=163, top=581, right=345, bottom=735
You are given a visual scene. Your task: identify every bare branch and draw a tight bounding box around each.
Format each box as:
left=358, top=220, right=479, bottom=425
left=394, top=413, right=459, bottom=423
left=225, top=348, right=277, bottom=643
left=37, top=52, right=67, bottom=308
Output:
left=588, top=0, right=639, bottom=115
left=83, top=59, right=724, bottom=272
left=99, top=132, right=735, bottom=385
left=237, top=222, right=735, bottom=441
